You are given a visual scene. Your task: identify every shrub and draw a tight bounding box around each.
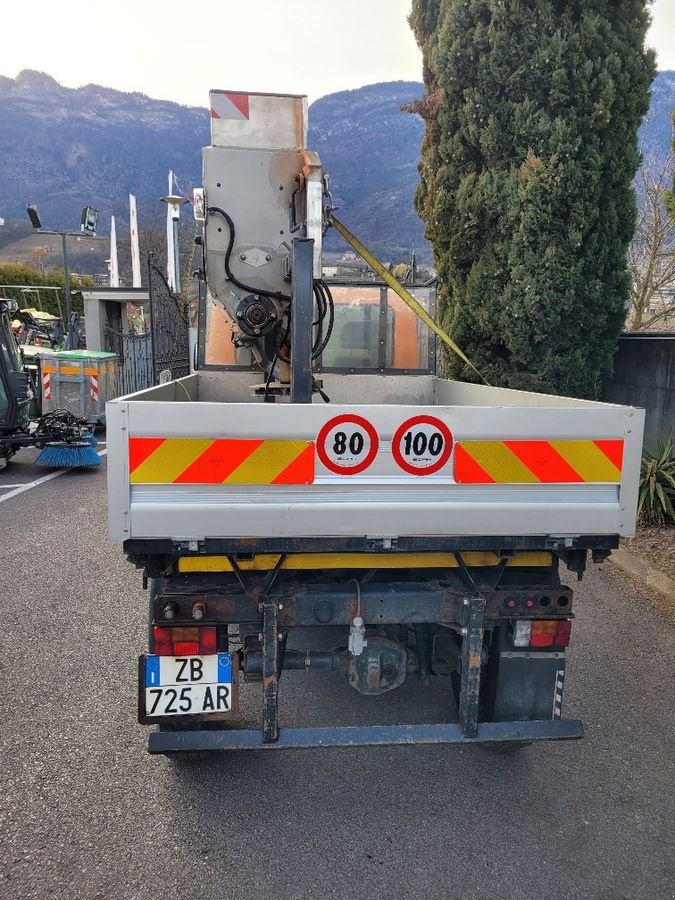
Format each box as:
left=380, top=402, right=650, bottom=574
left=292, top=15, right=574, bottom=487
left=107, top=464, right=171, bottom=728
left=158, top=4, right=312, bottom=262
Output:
left=637, top=439, right=675, bottom=526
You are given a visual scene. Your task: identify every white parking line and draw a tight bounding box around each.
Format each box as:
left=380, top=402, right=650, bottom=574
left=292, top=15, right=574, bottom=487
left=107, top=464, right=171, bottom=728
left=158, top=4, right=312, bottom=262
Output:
left=0, top=449, right=107, bottom=503
left=0, top=484, right=32, bottom=489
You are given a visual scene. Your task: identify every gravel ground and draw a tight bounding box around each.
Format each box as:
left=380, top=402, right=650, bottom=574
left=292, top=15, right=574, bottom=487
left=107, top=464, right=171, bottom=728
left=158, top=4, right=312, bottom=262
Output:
left=622, top=526, right=675, bottom=582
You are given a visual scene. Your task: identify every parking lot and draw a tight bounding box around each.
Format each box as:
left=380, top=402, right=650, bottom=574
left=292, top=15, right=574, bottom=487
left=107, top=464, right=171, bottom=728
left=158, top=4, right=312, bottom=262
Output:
left=1, top=444, right=674, bottom=900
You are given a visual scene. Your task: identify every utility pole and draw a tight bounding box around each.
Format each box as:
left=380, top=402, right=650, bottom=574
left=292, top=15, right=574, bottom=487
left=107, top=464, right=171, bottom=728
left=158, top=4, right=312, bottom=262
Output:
left=27, top=204, right=98, bottom=349
left=161, top=182, right=189, bottom=294
left=60, top=232, right=73, bottom=347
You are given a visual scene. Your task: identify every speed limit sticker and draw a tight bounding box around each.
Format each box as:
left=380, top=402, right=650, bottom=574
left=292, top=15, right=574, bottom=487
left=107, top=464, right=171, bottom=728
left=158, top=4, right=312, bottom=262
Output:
left=392, top=415, right=453, bottom=476
left=317, top=414, right=379, bottom=475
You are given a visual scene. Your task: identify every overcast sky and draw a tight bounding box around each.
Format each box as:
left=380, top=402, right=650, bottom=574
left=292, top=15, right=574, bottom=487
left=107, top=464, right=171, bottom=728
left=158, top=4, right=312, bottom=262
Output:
left=1, top=0, right=673, bottom=107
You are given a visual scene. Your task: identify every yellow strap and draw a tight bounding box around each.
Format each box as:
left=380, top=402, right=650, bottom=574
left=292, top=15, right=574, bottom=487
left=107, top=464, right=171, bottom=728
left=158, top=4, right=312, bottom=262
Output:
left=329, top=214, right=489, bottom=384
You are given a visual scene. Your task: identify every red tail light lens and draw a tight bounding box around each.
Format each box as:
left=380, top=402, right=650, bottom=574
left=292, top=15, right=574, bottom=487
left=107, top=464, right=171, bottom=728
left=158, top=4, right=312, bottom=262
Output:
left=152, top=626, right=173, bottom=655
left=553, top=619, right=572, bottom=648
left=174, top=641, right=200, bottom=655
left=152, top=625, right=217, bottom=656
left=530, top=620, right=557, bottom=648
left=199, top=626, right=218, bottom=654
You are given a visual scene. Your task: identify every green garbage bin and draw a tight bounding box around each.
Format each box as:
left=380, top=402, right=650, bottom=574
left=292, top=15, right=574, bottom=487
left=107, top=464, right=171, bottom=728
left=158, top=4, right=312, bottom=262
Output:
left=41, top=350, right=118, bottom=424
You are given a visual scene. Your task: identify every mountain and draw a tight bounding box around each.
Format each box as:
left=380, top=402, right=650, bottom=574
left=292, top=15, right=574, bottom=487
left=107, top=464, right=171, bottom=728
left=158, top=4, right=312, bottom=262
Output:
left=0, top=72, right=427, bottom=264
left=640, top=69, right=675, bottom=164
left=308, top=82, right=428, bottom=260
left=0, top=70, right=673, bottom=271
left=0, top=70, right=207, bottom=230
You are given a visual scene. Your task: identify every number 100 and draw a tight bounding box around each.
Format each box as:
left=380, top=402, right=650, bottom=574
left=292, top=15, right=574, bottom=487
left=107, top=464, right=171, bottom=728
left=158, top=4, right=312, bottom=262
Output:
left=403, top=431, right=443, bottom=456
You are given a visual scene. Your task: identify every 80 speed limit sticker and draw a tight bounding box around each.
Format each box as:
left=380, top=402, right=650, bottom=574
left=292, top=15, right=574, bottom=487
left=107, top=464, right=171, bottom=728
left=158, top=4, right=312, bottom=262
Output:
left=392, top=415, right=453, bottom=476
left=317, top=414, right=380, bottom=475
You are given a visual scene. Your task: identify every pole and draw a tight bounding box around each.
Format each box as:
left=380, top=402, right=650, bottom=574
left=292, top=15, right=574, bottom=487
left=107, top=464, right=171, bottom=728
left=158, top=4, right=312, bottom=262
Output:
left=129, top=194, right=142, bottom=288
left=61, top=232, right=73, bottom=350
left=173, top=218, right=181, bottom=294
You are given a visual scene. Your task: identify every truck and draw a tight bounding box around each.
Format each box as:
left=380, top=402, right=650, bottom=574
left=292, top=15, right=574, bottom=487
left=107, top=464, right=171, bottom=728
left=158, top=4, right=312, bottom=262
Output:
left=107, top=91, right=644, bottom=755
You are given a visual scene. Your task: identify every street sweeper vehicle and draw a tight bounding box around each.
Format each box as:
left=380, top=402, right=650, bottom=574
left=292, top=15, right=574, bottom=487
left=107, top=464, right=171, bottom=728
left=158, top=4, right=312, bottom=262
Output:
left=106, top=91, right=644, bottom=755
left=0, top=298, right=100, bottom=470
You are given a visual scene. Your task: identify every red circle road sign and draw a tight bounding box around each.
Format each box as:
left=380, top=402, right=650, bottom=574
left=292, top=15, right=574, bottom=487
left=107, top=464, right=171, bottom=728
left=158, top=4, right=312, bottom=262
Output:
left=392, top=415, right=453, bottom=476
left=316, top=414, right=380, bottom=475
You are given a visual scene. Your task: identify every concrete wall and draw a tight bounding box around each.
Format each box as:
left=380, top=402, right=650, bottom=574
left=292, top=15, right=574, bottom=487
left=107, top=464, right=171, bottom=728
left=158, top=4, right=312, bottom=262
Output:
left=608, top=333, right=674, bottom=448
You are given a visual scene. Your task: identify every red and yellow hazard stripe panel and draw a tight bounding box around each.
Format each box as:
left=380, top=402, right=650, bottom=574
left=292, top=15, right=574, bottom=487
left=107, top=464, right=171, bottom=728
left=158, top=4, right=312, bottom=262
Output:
left=129, top=437, right=314, bottom=485
left=454, top=440, right=623, bottom=484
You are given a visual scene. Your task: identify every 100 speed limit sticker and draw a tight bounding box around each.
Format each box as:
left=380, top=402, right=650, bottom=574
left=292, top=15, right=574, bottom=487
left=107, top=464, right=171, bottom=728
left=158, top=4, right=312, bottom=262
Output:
left=316, top=413, right=453, bottom=477
left=392, top=415, right=453, bottom=476
left=317, top=414, right=380, bottom=475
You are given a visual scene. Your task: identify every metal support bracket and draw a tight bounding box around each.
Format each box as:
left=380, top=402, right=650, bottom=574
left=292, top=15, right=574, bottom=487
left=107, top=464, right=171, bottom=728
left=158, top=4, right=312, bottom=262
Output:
left=261, top=597, right=280, bottom=743
left=290, top=238, right=315, bottom=404
left=458, top=594, right=486, bottom=737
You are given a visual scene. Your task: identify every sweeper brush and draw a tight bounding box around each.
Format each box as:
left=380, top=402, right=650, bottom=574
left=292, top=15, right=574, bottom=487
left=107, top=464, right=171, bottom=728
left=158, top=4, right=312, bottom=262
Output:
left=35, top=441, right=101, bottom=468
left=33, top=410, right=101, bottom=468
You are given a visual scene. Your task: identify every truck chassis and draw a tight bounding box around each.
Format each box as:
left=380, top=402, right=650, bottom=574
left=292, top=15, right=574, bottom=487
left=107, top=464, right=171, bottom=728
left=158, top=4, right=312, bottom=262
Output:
left=123, top=535, right=615, bottom=753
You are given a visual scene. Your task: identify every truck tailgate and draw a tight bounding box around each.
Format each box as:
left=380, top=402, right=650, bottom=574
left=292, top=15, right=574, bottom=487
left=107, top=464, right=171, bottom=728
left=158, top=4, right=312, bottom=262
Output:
left=107, top=376, right=643, bottom=542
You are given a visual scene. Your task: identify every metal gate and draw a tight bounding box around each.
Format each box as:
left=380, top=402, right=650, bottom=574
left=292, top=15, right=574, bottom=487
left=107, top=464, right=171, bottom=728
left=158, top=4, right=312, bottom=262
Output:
left=148, top=255, right=190, bottom=383
left=104, top=327, right=153, bottom=395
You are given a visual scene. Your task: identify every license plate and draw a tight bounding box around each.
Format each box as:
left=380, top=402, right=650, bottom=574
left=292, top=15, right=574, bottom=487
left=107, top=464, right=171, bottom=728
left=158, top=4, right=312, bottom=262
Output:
left=141, top=653, right=235, bottom=719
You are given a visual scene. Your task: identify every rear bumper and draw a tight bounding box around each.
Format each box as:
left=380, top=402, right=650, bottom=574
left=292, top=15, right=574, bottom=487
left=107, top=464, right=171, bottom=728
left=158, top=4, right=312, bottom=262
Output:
left=148, top=718, right=584, bottom=753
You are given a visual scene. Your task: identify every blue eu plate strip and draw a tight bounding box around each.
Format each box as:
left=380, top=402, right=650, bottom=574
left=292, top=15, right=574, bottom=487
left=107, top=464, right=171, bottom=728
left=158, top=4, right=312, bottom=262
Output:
left=145, top=656, right=160, bottom=687
left=218, top=653, right=233, bottom=682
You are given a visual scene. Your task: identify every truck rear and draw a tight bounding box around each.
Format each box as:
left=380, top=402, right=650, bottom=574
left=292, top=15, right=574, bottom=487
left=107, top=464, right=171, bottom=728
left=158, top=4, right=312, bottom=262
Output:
left=107, top=91, right=644, bottom=754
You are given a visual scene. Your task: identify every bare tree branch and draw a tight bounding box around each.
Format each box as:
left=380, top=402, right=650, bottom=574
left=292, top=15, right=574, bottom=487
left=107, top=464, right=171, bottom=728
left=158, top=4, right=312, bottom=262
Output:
left=627, top=147, right=675, bottom=330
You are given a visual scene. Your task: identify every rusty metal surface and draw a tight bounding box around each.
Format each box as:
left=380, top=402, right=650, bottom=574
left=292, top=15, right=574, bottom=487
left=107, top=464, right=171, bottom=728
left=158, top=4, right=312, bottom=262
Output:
left=125, top=534, right=620, bottom=556
left=261, top=598, right=279, bottom=743
left=458, top=595, right=486, bottom=737
left=152, top=582, right=572, bottom=629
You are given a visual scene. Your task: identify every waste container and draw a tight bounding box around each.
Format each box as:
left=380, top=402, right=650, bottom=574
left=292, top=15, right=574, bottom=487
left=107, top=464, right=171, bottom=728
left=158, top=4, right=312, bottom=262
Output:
left=22, top=346, right=57, bottom=417
left=40, top=350, right=118, bottom=425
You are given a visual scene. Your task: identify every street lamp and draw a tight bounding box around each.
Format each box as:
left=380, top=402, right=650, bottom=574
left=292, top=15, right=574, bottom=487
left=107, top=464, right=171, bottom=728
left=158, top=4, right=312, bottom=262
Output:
left=26, top=203, right=98, bottom=349
left=160, top=193, right=188, bottom=293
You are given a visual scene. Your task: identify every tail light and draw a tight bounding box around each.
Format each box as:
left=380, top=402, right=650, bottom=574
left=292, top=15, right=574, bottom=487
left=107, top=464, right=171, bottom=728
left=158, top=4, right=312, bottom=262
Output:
left=512, top=619, right=572, bottom=649
left=553, top=619, right=572, bottom=648
left=512, top=620, right=532, bottom=647
left=192, top=600, right=207, bottom=621
left=530, top=620, right=557, bottom=647
left=152, top=625, right=217, bottom=656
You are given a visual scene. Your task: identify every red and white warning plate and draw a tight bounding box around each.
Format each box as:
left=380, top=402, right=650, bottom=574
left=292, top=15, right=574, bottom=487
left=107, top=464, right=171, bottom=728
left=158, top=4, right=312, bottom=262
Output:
left=392, top=415, right=453, bottom=476
left=317, top=414, right=379, bottom=475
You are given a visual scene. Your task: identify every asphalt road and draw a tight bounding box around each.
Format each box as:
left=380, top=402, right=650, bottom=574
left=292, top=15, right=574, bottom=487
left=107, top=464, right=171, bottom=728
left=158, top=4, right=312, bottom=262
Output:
left=1, top=446, right=674, bottom=900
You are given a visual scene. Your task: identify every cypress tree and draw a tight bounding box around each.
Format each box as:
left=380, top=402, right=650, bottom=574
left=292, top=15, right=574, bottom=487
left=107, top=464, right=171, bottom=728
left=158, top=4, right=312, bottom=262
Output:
left=409, top=0, right=656, bottom=397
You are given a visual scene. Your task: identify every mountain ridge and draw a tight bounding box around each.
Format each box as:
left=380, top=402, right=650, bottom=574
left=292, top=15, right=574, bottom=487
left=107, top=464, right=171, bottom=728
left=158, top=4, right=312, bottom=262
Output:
left=0, top=69, right=673, bottom=270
